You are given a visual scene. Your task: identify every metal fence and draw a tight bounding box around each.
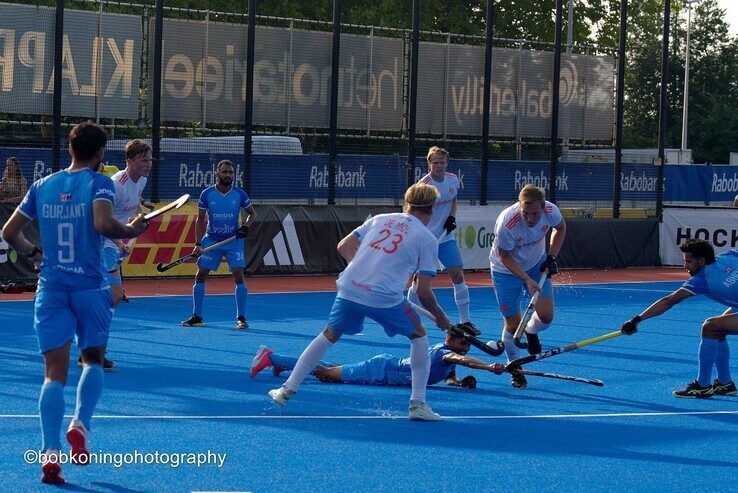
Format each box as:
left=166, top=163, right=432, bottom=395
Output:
left=0, top=0, right=675, bottom=214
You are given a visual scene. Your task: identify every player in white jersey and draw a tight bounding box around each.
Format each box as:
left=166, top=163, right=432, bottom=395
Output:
left=101, top=139, right=153, bottom=306
left=268, top=183, right=453, bottom=420
left=489, top=184, right=566, bottom=388
left=88, top=141, right=153, bottom=371
left=407, top=146, right=471, bottom=323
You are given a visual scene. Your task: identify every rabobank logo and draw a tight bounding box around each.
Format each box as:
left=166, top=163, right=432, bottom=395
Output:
left=455, top=225, right=495, bottom=250
left=559, top=61, right=578, bottom=106
left=263, top=213, right=305, bottom=266
left=0, top=235, right=19, bottom=264
left=309, top=165, right=366, bottom=188
left=712, top=172, right=738, bottom=193
left=179, top=163, right=245, bottom=188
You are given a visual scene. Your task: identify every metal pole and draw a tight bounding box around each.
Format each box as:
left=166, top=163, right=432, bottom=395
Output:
left=480, top=0, right=494, bottom=206
left=151, top=0, right=164, bottom=203
left=681, top=1, right=697, bottom=156
left=327, top=0, right=341, bottom=205
left=612, top=0, right=628, bottom=219
left=656, top=0, right=671, bottom=221
left=549, top=0, right=564, bottom=204
left=406, top=0, right=420, bottom=188
left=243, top=0, right=256, bottom=192
left=566, top=0, right=573, bottom=54
left=51, top=0, right=64, bottom=172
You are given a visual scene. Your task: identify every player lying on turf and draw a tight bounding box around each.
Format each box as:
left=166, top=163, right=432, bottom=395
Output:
left=250, top=329, right=504, bottom=388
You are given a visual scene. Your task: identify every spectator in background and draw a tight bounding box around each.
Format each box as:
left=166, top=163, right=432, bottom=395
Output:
left=0, top=157, right=28, bottom=204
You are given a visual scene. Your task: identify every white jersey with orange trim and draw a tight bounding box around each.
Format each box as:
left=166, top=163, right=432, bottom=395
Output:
left=103, top=169, right=147, bottom=249
left=336, top=212, right=438, bottom=308
left=489, top=201, right=564, bottom=274
left=418, top=172, right=459, bottom=244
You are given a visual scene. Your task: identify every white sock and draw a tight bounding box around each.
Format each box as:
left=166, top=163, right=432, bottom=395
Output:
left=525, top=313, right=550, bottom=334
left=502, top=328, right=520, bottom=362
left=409, top=336, right=430, bottom=402
left=453, top=282, right=470, bottom=323
left=407, top=283, right=420, bottom=306
left=283, top=333, right=333, bottom=392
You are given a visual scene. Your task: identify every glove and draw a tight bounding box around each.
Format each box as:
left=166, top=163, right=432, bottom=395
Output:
left=459, top=375, right=477, bottom=389
left=443, top=215, right=457, bottom=234
left=237, top=225, right=249, bottom=238
left=457, top=321, right=481, bottom=337
left=539, top=254, right=558, bottom=275
left=621, top=315, right=641, bottom=335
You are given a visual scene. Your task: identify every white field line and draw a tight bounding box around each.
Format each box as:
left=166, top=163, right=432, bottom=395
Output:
left=0, top=410, right=736, bottom=420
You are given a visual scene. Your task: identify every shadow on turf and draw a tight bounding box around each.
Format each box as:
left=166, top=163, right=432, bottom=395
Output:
left=91, top=481, right=147, bottom=493
left=258, top=413, right=738, bottom=468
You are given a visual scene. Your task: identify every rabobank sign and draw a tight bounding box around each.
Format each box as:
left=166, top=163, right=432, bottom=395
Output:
left=712, top=171, right=738, bottom=193
left=308, top=165, right=366, bottom=188
left=621, top=170, right=658, bottom=192
left=179, top=163, right=245, bottom=188
left=514, top=170, right=568, bottom=191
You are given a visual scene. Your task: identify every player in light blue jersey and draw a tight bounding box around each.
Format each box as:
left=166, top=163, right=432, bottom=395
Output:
left=181, top=159, right=256, bottom=329
left=621, top=239, right=738, bottom=398
left=250, top=330, right=504, bottom=387
left=1, top=121, right=148, bottom=484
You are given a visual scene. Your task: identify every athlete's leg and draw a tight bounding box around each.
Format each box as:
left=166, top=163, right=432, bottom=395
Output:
left=283, top=327, right=340, bottom=392
left=192, top=268, right=210, bottom=317
left=40, top=343, right=71, bottom=452
left=700, top=309, right=738, bottom=386
left=232, top=268, right=248, bottom=319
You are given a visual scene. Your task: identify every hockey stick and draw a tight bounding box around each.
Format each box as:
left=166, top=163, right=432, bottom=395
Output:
left=510, top=368, right=604, bottom=387
left=142, top=194, right=190, bottom=221
left=409, top=302, right=505, bottom=357
left=156, top=233, right=240, bottom=272
left=410, top=302, right=601, bottom=386
left=506, top=329, right=626, bottom=370
left=512, top=270, right=549, bottom=349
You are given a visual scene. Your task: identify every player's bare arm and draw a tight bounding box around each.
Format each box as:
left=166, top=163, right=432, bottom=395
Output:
left=443, top=352, right=504, bottom=373
left=498, top=247, right=540, bottom=295
left=337, top=233, right=360, bottom=262
left=193, top=209, right=207, bottom=256
left=93, top=200, right=146, bottom=239
left=241, top=204, right=257, bottom=229
left=548, top=219, right=566, bottom=257
left=637, top=288, right=694, bottom=321
left=1, top=211, right=42, bottom=261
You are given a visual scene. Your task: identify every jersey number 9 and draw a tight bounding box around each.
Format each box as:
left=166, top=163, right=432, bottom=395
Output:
left=58, top=223, right=75, bottom=263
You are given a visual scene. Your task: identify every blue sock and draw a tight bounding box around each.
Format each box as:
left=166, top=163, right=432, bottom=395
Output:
left=269, top=354, right=299, bottom=371
left=193, top=282, right=205, bottom=317
left=697, top=338, right=719, bottom=387
left=715, top=339, right=732, bottom=384
left=235, top=283, right=248, bottom=318
left=39, top=381, right=65, bottom=452
left=74, top=364, right=104, bottom=431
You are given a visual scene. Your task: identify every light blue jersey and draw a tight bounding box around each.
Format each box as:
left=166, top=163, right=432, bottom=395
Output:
left=682, top=250, right=738, bottom=309
left=18, top=169, right=115, bottom=290
left=198, top=186, right=251, bottom=241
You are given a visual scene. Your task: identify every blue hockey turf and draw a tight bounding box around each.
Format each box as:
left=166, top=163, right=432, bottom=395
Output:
left=1, top=281, right=736, bottom=492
